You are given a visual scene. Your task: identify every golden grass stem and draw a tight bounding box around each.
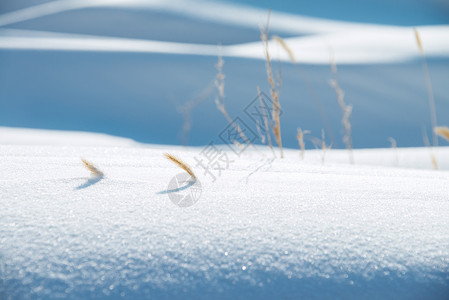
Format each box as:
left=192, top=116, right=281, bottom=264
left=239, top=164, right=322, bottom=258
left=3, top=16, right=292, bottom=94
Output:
left=164, top=153, right=197, bottom=179
left=415, top=28, right=438, bottom=147
left=260, top=9, right=283, bottom=158
left=273, top=35, right=296, bottom=63
left=434, top=126, right=449, bottom=142
left=81, top=158, right=103, bottom=177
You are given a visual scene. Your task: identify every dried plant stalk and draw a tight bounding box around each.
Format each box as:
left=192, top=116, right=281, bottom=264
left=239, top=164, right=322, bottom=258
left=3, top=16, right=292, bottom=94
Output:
left=415, top=28, right=438, bottom=147
left=81, top=158, right=103, bottom=177
left=260, top=9, right=283, bottom=158
left=430, top=155, right=438, bottom=170
left=434, top=126, right=449, bottom=142
left=257, top=86, right=275, bottom=157
left=320, top=129, right=330, bottom=165
left=310, top=129, right=331, bottom=165
left=330, top=50, right=354, bottom=164
left=296, top=128, right=310, bottom=160
left=214, top=49, right=250, bottom=145
left=275, top=34, right=337, bottom=148
left=272, top=35, right=296, bottom=63
left=414, top=28, right=424, bottom=55
left=164, top=153, right=196, bottom=179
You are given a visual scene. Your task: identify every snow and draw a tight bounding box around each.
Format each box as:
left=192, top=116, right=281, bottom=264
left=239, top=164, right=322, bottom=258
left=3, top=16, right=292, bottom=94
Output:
left=1, top=128, right=449, bottom=299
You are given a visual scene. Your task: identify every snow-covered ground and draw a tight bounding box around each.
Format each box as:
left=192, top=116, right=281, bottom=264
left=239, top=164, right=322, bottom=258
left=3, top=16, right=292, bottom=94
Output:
left=1, top=128, right=448, bottom=299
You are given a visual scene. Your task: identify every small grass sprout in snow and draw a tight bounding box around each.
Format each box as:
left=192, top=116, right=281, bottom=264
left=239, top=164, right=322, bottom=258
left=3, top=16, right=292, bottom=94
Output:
left=81, top=158, right=103, bottom=177
left=296, top=128, right=310, bottom=160
left=311, top=129, right=331, bottom=165
left=434, top=126, right=449, bottom=142
left=164, top=153, right=197, bottom=180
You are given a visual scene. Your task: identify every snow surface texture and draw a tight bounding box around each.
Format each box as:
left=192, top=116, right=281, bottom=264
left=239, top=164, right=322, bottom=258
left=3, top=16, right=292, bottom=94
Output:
left=1, top=128, right=448, bottom=299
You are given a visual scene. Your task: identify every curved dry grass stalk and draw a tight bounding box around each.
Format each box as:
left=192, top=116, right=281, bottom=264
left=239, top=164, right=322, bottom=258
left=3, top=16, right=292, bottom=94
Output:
left=272, top=35, right=296, bottom=63
left=81, top=158, right=103, bottom=177
left=164, top=153, right=197, bottom=179
left=434, top=126, right=449, bottom=142
left=274, top=35, right=337, bottom=147
left=415, top=28, right=438, bottom=147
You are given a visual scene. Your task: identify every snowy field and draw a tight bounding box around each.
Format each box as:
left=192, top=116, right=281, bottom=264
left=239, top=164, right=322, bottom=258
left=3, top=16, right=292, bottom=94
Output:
left=1, top=128, right=449, bottom=299
left=1, top=0, right=449, bottom=299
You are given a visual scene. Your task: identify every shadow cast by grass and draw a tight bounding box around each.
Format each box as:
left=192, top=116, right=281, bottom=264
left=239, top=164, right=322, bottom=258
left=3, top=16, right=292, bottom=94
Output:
left=74, top=175, right=104, bottom=190
left=157, top=179, right=196, bottom=194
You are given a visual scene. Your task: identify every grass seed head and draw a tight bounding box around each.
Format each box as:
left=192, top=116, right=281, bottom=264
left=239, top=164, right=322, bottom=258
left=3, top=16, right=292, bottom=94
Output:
left=434, top=126, right=449, bottom=142
left=164, top=153, right=197, bottom=179
left=81, top=158, right=103, bottom=177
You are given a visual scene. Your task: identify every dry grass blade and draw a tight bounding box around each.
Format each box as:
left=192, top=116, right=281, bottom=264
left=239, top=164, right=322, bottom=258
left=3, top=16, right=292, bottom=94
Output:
left=320, top=129, right=331, bottom=165
left=272, top=35, right=296, bottom=63
left=260, top=9, right=283, bottom=158
left=296, top=128, right=310, bottom=160
left=415, top=28, right=438, bottom=147
left=214, top=48, right=250, bottom=146
left=434, top=126, right=449, bottom=142
left=257, top=86, right=275, bottom=157
left=164, top=153, right=197, bottom=179
left=329, top=49, right=354, bottom=164
left=414, top=28, right=424, bottom=55
left=81, top=158, right=103, bottom=177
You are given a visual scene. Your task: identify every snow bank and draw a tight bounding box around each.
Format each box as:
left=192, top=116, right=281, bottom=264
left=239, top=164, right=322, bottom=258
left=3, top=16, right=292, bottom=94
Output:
left=1, top=129, right=448, bottom=299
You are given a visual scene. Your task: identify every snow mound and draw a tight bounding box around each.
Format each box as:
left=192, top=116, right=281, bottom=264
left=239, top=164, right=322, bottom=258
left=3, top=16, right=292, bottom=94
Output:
left=1, top=129, right=448, bottom=299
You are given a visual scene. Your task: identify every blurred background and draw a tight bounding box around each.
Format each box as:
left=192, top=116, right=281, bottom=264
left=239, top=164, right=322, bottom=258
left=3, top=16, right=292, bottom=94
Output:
left=0, top=0, right=448, bottom=149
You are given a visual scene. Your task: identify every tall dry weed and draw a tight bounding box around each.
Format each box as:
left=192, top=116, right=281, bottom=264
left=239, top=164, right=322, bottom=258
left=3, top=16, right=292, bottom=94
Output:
left=214, top=49, right=251, bottom=146
left=260, top=10, right=283, bottom=158
left=415, top=28, right=438, bottom=147
left=329, top=50, right=354, bottom=164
